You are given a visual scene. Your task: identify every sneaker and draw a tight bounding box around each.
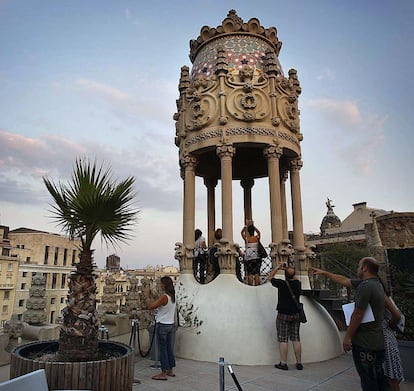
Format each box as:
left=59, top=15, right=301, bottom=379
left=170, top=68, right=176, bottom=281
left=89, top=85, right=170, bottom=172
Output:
left=296, top=363, right=303, bottom=370
left=275, top=362, right=288, bottom=370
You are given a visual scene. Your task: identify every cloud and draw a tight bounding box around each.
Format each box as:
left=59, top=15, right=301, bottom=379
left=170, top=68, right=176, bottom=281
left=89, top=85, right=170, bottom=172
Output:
left=76, top=79, right=131, bottom=102
left=0, top=129, right=181, bottom=211
left=304, top=98, right=386, bottom=174
left=75, top=78, right=175, bottom=127
left=316, top=67, right=335, bottom=81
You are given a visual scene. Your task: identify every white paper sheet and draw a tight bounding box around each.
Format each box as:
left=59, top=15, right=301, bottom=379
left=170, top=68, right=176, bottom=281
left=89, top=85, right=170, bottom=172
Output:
left=342, top=302, right=375, bottom=326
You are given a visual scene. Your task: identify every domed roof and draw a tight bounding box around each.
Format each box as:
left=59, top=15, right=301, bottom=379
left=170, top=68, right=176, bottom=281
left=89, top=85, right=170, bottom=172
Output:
left=320, top=198, right=342, bottom=234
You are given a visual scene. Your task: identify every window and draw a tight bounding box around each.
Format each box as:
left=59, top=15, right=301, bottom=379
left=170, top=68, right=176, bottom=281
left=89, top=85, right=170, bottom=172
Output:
left=22, top=272, right=27, bottom=277
left=19, top=299, right=24, bottom=307
left=44, top=246, right=49, bottom=264
left=20, top=283, right=26, bottom=290
left=51, top=298, right=55, bottom=304
left=26, top=256, right=31, bottom=263
left=17, top=314, right=22, bottom=321
left=72, top=249, right=77, bottom=264
left=63, top=248, right=68, bottom=266
left=16, top=244, right=24, bottom=249
left=60, top=297, right=65, bottom=304
left=61, top=274, right=66, bottom=289
left=50, top=311, right=55, bottom=324
left=7, top=263, right=12, bottom=271
left=2, top=305, right=8, bottom=314
left=4, top=291, right=9, bottom=300
left=54, top=247, right=59, bottom=265
left=52, top=273, right=57, bottom=289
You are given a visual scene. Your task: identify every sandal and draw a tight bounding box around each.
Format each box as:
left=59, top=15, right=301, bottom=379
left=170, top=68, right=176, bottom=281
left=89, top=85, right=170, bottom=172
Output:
left=152, top=374, right=168, bottom=380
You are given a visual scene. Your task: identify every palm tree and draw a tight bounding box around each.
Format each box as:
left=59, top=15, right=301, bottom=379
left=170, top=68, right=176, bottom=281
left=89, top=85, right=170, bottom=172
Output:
left=43, top=158, right=138, bottom=361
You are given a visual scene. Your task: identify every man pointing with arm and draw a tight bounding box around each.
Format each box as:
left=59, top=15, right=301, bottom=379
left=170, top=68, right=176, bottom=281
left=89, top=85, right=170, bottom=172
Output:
left=312, top=257, right=390, bottom=391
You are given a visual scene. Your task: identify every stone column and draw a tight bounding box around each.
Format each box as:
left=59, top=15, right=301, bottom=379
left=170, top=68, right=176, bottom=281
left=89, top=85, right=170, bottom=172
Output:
left=263, top=146, right=283, bottom=260
left=240, top=178, right=254, bottom=223
left=216, top=143, right=237, bottom=273
left=175, top=154, right=198, bottom=273
left=204, top=177, right=218, bottom=246
left=217, top=144, right=235, bottom=242
left=289, top=158, right=306, bottom=262
left=280, top=170, right=289, bottom=240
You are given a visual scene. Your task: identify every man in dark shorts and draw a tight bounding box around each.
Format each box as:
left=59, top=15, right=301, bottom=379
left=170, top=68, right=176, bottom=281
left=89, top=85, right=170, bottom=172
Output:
left=312, top=257, right=391, bottom=391
left=268, top=265, right=303, bottom=370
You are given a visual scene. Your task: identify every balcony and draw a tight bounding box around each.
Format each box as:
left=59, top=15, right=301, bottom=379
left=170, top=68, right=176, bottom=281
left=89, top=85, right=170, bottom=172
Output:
left=0, top=284, right=15, bottom=289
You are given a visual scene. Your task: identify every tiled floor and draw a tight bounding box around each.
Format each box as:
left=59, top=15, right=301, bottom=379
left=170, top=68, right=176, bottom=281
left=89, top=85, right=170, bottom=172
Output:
left=132, top=353, right=414, bottom=391
left=1, top=348, right=413, bottom=390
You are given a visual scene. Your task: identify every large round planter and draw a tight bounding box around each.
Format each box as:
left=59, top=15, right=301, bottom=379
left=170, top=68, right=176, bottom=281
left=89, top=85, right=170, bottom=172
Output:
left=10, top=340, right=133, bottom=391
left=398, top=339, right=414, bottom=382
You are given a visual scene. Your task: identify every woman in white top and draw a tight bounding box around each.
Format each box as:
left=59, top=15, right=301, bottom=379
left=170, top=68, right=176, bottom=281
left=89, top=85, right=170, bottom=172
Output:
left=241, top=221, right=262, bottom=286
left=146, top=276, right=176, bottom=380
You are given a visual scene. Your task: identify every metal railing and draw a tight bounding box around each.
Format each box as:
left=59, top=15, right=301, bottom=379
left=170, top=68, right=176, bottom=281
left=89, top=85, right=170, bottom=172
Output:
left=193, top=246, right=273, bottom=286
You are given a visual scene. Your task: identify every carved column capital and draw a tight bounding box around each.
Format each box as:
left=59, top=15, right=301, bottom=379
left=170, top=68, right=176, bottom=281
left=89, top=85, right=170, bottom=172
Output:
left=180, top=154, right=198, bottom=170
left=174, top=242, right=194, bottom=273
left=263, top=145, right=283, bottom=160
left=240, top=178, right=254, bottom=190
left=204, top=177, right=218, bottom=188
left=216, top=143, right=235, bottom=159
left=290, top=158, right=303, bottom=172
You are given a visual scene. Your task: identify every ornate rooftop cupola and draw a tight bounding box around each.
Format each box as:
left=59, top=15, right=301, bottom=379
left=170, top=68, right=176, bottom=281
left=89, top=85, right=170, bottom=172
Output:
left=320, top=198, right=342, bottom=235
left=174, top=9, right=306, bottom=277
left=172, top=10, right=342, bottom=367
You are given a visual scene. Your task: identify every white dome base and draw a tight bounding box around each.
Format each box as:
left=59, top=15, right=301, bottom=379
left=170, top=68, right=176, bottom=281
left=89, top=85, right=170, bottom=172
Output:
left=175, top=273, right=342, bottom=365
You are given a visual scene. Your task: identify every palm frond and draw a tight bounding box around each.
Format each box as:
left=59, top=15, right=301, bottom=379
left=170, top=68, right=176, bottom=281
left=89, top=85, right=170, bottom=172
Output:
left=43, top=157, right=139, bottom=253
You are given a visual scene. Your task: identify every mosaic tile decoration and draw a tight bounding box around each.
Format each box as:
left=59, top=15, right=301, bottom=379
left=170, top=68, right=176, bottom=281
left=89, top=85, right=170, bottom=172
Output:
left=191, top=35, right=284, bottom=79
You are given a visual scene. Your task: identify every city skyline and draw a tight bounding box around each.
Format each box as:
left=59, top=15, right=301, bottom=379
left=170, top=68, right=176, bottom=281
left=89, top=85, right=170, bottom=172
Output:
left=1, top=1, right=413, bottom=268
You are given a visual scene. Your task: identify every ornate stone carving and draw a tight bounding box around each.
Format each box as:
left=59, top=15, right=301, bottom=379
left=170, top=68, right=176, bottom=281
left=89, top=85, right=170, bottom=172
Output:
left=124, top=276, right=140, bottom=319
left=215, top=46, right=229, bottom=75
left=98, top=275, right=118, bottom=315
left=277, top=131, right=300, bottom=146
left=290, top=158, right=303, bottom=172
left=216, top=239, right=239, bottom=272
left=225, top=126, right=274, bottom=137
left=277, top=239, right=294, bottom=266
left=174, top=242, right=194, bottom=272
left=185, top=92, right=218, bottom=131
left=184, top=128, right=223, bottom=147
left=263, top=145, right=283, bottom=160
left=4, top=314, right=24, bottom=339
left=216, top=143, right=235, bottom=159
left=189, top=10, right=282, bottom=62
left=23, top=272, right=47, bottom=325
left=180, top=154, right=198, bottom=170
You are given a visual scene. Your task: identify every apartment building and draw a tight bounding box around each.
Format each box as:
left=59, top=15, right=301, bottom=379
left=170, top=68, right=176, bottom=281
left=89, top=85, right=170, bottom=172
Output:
left=8, top=228, right=80, bottom=324
left=0, top=226, right=19, bottom=327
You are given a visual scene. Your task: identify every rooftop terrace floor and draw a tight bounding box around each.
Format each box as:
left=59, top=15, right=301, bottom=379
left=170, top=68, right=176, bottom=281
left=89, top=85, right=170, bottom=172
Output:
left=2, top=352, right=412, bottom=391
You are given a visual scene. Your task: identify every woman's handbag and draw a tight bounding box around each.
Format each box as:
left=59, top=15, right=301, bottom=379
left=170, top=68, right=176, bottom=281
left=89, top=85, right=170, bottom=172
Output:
left=285, top=280, right=307, bottom=323
left=257, top=240, right=267, bottom=259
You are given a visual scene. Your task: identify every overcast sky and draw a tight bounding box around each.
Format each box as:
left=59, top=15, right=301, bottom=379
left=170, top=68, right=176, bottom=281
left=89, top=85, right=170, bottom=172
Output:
left=1, top=0, right=413, bottom=268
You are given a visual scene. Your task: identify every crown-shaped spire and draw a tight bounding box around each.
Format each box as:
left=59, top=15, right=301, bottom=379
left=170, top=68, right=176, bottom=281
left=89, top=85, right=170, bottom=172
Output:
left=189, top=10, right=282, bottom=62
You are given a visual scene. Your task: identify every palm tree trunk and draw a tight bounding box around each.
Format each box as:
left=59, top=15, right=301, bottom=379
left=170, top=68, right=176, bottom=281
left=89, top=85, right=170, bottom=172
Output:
left=58, top=249, right=99, bottom=361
